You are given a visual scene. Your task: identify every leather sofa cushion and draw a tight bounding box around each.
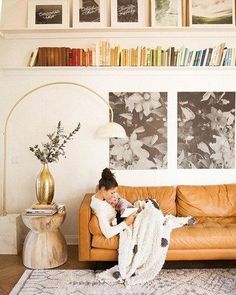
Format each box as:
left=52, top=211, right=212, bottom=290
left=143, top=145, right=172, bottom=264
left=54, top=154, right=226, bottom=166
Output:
left=177, top=184, right=236, bottom=217
left=89, top=214, right=103, bottom=235
left=92, top=234, right=118, bottom=250
left=117, top=185, right=176, bottom=215
left=196, top=216, right=236, bottom=225
left=92, top=221, right=236, bottom=250
left=169, top=224, right=236, bottom=250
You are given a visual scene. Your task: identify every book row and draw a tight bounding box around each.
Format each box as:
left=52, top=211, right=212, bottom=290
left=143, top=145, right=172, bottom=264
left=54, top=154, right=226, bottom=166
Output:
left=28, top=42, right=236, bottom=68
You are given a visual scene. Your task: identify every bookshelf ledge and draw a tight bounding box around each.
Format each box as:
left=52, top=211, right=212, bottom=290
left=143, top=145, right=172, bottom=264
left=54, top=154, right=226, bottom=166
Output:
left=1, top=66, right=236, bottom=72
left=0, top=27, right=236, bottom=39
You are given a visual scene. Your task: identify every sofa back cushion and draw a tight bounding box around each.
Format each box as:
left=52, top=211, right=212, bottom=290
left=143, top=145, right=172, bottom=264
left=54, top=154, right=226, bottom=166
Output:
left=177, top=184, right=236, bottom=217
left=117, top=185, right=176, bottom=215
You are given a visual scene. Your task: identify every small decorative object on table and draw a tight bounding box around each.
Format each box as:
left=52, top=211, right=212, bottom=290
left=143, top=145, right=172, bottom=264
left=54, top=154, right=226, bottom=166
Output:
left=29, top=121, right=80, bottom=204
left=57, top=203, right=66, bottom=214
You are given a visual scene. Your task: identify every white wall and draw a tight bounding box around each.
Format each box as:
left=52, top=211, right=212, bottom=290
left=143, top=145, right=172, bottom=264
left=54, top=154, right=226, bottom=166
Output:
left=1, top=0, right=236, bottom=244
left=1, top=68, right=236, bottom=243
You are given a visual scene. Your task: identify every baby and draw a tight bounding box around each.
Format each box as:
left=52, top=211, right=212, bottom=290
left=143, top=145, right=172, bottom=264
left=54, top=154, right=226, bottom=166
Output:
left=108, top=193, right=136, bottom=225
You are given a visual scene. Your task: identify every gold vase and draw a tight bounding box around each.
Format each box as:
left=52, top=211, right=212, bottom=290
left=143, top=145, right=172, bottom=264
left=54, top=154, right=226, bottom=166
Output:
left=36, top=163, right=55, bottom=204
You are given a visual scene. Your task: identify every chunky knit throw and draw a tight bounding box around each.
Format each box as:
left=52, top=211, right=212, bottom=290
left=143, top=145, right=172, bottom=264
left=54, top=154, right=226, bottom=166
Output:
left=97, top=200, right=193, bottom=286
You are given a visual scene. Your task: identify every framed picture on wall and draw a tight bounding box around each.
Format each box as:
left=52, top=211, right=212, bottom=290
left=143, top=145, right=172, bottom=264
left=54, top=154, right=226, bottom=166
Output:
left=177, top=92, right=235, bottom=169
left=151, top=0, right=182, bottom=27
left=189, top=0, right=235, bottom=27
left=28, top=0, right=69, bottom=28
left=109, top=92, right=168, bottom=170
left=111, top=0, right=145, bottom=27
left=73, top=0, right=107, bottom=28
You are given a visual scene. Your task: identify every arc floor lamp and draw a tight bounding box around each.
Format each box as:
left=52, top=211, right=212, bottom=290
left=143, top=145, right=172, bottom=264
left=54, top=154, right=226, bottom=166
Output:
left=1, top=81, right=126, bottom=216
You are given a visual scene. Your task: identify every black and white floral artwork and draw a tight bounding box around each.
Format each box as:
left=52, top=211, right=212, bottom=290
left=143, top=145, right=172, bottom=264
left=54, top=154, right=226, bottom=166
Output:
left=177, top=92, right=235, bottom=169
left=35, top=5, right=63, bottom=24
left=109, top=92, right=167, bottom=170
left=117, top=0, right=139, bottom=23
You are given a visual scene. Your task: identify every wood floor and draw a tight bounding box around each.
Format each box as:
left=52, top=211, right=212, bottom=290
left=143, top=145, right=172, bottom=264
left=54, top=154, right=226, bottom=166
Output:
left=0, top=245, right=235, bottom=295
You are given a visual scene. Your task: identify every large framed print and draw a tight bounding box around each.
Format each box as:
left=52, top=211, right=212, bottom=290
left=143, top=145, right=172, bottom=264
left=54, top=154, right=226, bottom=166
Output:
left=111, top=0, right=145, bottom=28
left=177, top=92, right=235, bottom=169
left=151, top=0, right=182, bottom=27
left=73, top=0, right=107, bottom=28
left=189, top=0, right=235, bottom=27
left=28, top=0, right=69, bottom=28
left=109, top=92, right=168, bottom=170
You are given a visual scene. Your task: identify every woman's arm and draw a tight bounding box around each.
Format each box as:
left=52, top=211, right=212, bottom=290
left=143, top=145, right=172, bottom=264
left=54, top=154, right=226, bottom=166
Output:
left=97, top=213, right=127, bottom=239
left=90, top=195, right=134, bottom=239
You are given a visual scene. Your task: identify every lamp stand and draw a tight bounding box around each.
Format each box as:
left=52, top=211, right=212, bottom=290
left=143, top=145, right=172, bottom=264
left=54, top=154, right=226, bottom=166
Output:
left=0, top=82, right=126, bottom=253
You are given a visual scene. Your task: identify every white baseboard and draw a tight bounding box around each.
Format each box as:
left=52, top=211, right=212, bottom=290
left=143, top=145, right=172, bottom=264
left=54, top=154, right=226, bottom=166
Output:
left=65, top=235, right=78, bottom=245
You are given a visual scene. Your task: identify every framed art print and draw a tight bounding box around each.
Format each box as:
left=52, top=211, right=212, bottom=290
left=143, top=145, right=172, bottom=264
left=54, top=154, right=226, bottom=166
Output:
left=189, top=0, right=235, bottom=27
left=109, top=92, right=168, bottom=170
left=151, top=0, right=182, bottom=27
left=28, top=0, right=69, bottom=28
left=177, top=92, right=235, bottom=169
left=111, top=0, right=145, bottom=27
left=73, top=0, right=107, bottom=28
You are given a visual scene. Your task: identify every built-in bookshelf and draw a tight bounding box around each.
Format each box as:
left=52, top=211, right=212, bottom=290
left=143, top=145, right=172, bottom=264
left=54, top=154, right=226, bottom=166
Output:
left=1, top=0, right=236, bottom=68
left=1, top=27, right=236, bottom=69
left=26, top=41, right=235, bottom=67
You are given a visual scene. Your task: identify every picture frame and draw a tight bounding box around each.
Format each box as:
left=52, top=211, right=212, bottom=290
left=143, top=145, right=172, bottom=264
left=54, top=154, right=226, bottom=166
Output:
left=73, top=0, right=107, bottom=28
left=151, top=0, right=182, bottom=27
left=177, top=92, right=235, bottom=169
left=28, top=0, right=69, bottom=28
left=189, top=0, right=235, bottom=27
left=111, top=0, right=145, bottom=28
left=109, top=92, right=168, bottom=170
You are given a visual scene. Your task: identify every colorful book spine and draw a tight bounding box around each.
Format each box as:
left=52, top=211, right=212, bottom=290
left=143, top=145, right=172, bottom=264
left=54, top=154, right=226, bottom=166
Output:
left=28, top=42, right=234, bottom=68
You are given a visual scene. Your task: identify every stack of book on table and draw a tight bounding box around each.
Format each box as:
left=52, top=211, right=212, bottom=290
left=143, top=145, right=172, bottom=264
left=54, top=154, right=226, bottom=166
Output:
left=25, top=202, right=58, bottom=216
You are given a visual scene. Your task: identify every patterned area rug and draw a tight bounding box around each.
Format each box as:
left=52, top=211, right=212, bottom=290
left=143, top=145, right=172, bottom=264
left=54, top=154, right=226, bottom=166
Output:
left=10, top=268, right=236, bottom=295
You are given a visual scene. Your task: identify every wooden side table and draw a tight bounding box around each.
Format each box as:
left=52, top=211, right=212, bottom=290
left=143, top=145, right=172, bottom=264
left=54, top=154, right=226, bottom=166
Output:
left=22, top=212, right=67, bottom=269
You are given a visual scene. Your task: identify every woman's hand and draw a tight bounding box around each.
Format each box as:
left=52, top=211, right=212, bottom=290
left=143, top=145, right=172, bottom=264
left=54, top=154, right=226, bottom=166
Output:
left=125, top=214, right=136, bottom=226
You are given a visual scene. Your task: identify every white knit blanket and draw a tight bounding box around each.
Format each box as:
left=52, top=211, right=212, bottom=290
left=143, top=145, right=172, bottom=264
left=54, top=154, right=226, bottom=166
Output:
left=97, top=200, right=192, bottom=286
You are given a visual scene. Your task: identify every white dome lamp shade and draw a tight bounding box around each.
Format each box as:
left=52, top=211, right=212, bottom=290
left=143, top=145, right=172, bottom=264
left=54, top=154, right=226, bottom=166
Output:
left=94, top=91, right=127, bottom=138
left=96, top=121, right=127, bottom=138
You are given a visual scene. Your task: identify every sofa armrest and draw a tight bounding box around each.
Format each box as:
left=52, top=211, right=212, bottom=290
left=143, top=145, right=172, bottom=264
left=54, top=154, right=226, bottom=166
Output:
left=78, top=193, right=93, bottom=261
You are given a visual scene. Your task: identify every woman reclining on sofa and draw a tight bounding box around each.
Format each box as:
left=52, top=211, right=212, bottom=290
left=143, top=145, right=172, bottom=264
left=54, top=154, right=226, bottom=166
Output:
left=90, top=168, right=195, bottom=285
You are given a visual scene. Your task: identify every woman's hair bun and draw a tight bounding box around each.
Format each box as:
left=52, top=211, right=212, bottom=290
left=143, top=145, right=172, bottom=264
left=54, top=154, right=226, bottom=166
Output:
left=98, top=168, right=118, bottom=190
left=102, top=168, right=115, bottom=180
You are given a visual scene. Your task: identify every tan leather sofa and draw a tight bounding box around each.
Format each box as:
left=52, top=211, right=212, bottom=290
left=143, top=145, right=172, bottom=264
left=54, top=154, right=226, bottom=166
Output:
left=78, top=184, right=236, bottom=261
